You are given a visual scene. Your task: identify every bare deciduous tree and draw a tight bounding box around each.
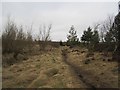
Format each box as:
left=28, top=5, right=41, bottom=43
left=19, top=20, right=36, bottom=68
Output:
left=4, top=19, right=17, bottom=40
left=38, top=24, right=52, bottom=41
left=2, top=17, right=18, bottom=53
left=38, top=24, right=52, bottom=50
left=26, top=24, right=33, bottom=41
left=16, top=25, right=26, bottom=40
left=99, top=15, right=114, bottom=42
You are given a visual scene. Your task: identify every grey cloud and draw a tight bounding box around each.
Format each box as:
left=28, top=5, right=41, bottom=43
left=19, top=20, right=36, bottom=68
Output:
left=2, top=2, right=118, bottom=41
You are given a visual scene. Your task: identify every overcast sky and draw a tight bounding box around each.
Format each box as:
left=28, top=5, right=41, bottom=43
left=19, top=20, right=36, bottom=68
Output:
left=2, top=2, right=118, bottom=41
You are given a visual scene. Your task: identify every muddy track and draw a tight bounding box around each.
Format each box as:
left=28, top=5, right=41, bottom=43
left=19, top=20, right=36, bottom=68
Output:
left=62, top=49, right=96, bottom=89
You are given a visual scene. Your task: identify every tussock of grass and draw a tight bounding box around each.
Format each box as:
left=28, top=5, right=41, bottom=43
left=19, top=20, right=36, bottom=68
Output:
left=45, top=68, right=58, bottom=77
left=28, top=71, right=48, bottom=88
left=52, top=80, right=66, bottom=88
left=35, top=64, right=41, bottom=68
left=29, top=78, right=48, bottom=87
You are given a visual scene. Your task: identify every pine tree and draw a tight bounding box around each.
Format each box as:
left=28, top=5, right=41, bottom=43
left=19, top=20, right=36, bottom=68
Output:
left=112, top=12, right=120, bottom=61
left=92, top=30, right=100, bottom=44
left=104, top=31, right=113, bottom=43
left=81, top=27, right=93, bottom=43
left=67, top=25, right=79, bottom=45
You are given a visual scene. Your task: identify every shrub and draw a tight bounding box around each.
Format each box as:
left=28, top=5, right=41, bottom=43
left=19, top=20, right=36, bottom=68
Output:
left=2, top=17, right=34, bottom=65
left=2, top=53, right=16, bottom=66
left=60, top=40, right=63, bottom=46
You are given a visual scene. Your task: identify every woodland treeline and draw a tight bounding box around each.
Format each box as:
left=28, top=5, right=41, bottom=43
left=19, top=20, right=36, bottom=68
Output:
left=66, top=13, right=120, bottom=60
left=1, top=12, right=120, bottom=65
left=66, top=16, right=117, bottom=51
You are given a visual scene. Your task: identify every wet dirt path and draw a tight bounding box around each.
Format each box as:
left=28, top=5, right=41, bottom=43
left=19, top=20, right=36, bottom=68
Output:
left=61, top=49, right=96, bottom=89
left=61, top=47, right=119, bottom=89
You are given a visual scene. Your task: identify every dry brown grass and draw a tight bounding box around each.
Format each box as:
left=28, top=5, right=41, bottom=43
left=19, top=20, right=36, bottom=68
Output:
left=3, top=45, right=118, bottom=88
left=66, top=47, right=118, bottom=88
left=2, top=47, right=87, bottom=88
